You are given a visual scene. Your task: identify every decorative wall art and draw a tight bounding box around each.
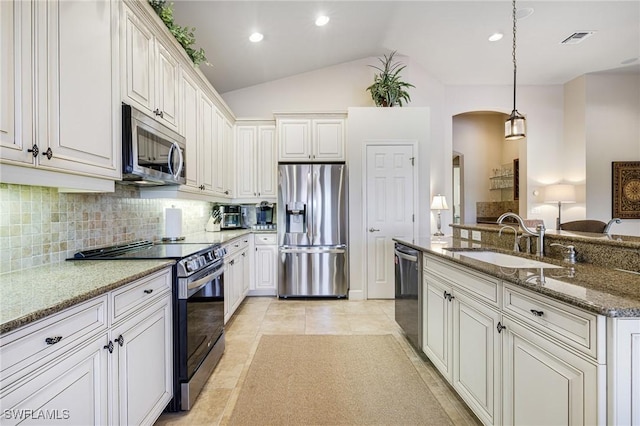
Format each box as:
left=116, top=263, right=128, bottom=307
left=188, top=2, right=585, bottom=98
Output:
left=612, top=161, right=640, bottom=219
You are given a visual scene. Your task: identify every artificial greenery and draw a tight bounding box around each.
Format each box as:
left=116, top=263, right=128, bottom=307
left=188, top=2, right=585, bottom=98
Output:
left=366, top=51, right=415, bottom=107
left=149, top=0, right=207, bottom=66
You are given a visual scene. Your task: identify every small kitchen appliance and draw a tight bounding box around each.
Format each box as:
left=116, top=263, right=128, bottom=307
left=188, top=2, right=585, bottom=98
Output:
left=219, top=205, right=242, bottom=229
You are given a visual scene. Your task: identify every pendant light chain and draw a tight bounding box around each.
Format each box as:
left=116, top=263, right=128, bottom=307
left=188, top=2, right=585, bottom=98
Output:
left=512, top=0, right=517, bottom=111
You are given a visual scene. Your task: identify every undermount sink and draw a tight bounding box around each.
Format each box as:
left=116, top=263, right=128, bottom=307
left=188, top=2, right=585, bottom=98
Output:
left=446, top=250, right=563, bottom=269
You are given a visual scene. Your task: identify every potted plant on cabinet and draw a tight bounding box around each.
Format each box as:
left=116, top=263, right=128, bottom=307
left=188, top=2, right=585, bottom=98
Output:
left=366, top=51, right=415, bottom=107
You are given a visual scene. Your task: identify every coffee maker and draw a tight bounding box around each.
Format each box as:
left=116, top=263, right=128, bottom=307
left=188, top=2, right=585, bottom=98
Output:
left=256, top=201, right=274, bottom=227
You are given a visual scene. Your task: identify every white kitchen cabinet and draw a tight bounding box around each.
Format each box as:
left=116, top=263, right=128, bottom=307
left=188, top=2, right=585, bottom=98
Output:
left=423, top=273, right=453, bottom=381
left=122, top=4, right=179, bottom=132
left=110, top=294, right=172, bottom=426
left=0, top=267, right=173, bottom=426
left=608, top=317, right=640, bottom=425
left=252, top=233, right=278, bottom=296
left=0, top=0, right=120, bottom=184
left=199, top=93, right=216, bottom=194
left=223, top=117, right=235, bottom=198
left=212, top=109, right=233, bottom=197
left=223, top=237, right=251, bottom=323
left=236, top=122, right=277, bottom=200
left=276, top=114, right=346, bottom=162
left=502, top=316, right=601, bottom=426
left=179, top=69, right=200, bottom=190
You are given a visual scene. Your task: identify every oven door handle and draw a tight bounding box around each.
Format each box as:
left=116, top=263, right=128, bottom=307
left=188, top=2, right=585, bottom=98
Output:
left=182, top=265, right=225, bottom=299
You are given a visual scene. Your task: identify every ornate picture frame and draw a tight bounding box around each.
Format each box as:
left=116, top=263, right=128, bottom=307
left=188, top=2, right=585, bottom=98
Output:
left=612, top=161, right=640, bottom=219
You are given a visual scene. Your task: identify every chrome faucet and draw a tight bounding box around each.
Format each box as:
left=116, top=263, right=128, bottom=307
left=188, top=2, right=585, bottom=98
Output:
left=499, top=225, right=520, bottom=252
left=497, top=212, right=546, bottom=257
left=604, top=218, right=622, bottom=234
left=550, top=243, right=576, bottom=264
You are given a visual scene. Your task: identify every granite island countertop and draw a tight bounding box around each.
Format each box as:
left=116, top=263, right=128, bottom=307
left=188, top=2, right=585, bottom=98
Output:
left=394, top=236, right=640, bottom=318
left=0, top=260, right=174, bottom=334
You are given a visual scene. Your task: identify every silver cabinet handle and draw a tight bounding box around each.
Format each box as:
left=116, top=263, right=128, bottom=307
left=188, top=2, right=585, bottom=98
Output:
left=369, top=228, right=380, bottom=232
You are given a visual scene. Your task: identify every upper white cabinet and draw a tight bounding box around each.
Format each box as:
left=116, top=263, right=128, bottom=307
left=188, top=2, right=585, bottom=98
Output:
left=0, top=0, right=120, bottom=184
left=236, top=122, right=277, bottom=200
left=276, top=114, right=346, bottom=162
left=179, top=69, right=200, bottom=190
left=122, top=4, right=179, bottom=131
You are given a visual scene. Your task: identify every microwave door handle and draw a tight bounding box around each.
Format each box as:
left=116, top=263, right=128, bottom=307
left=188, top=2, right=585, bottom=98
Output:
left=167, top=143, right=175, bottom=176
left=174, top=143, right=184, bottom=179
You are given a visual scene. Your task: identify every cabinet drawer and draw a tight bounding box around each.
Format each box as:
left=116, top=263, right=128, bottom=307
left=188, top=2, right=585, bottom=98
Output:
left=224, top=236, right=250, bottom=256
left=0, top=295, right=108, bottom=383
left=424, top=254, right=501, bottom=307
left=503, top=284, right=604, bottom=361
left=111, top=269, right=171, bottom=323
left=254, top=233, right=277, bottom=245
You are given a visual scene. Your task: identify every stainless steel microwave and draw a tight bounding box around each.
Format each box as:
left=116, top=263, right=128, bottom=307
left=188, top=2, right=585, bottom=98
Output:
left=121, top=103, right=186, bottom=186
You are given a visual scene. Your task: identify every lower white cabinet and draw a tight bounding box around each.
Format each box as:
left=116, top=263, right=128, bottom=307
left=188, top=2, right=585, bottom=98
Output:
left=251, top=234, right=277, bottom=296
left=502, top=316, right=601, bottom=426
left=0, top=267, right=173, bottom=426
left=223, top=237, right=251, bottom=323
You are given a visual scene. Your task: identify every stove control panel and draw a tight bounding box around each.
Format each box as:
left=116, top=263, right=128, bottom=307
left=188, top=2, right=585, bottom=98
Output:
left=177, top=245, right=224, bottom=277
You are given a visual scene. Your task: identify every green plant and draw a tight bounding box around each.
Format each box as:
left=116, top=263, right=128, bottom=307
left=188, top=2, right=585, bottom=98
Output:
left=366, top=51, right=415, bottom=107
left=148, top=0, right=206, bottom=66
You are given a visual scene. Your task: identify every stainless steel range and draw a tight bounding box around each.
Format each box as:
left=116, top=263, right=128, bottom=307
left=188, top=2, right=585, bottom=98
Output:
left=71, top=240, right=226, bottom=411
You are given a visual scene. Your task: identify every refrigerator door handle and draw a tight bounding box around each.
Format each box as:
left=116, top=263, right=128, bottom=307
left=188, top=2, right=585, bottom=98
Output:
left=279, top=245, right=346, bottom=254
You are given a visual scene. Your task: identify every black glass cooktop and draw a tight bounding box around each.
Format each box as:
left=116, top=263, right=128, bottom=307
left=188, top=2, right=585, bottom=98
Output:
left=70, top=241, right=216, bottom=260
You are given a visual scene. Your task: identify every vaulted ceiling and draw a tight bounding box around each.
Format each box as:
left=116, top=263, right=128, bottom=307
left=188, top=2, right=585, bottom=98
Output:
left=171, top=1, right=640, bottom=94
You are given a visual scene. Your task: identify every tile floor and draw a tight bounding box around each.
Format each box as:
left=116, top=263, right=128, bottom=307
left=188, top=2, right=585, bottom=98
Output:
left=155, top=297, right=481, bottom=425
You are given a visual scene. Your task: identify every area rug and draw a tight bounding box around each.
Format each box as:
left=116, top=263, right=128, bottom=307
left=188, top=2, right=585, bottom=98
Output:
left=228, top=334, right=452, bottom=425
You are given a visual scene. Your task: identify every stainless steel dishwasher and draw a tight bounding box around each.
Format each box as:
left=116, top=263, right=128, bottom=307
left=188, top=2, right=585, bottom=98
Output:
left=394, top=242, right=422, bottom=350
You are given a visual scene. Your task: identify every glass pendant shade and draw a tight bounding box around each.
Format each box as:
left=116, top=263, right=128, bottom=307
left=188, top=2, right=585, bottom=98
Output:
left=505, top=110, right=526, bottom=140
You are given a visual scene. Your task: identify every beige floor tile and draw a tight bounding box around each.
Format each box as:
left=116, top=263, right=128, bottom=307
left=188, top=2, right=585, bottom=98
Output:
left=305, top=312, right=353, bottom=334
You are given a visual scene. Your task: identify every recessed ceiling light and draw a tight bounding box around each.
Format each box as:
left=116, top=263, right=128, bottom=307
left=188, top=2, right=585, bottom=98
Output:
left=249, top=32, right=263, bottom=43
left=488, top=33, right=503, bottom=42
left=516, top=7, right=534, bottom=20
left=315, top=15, right=330, bottom=26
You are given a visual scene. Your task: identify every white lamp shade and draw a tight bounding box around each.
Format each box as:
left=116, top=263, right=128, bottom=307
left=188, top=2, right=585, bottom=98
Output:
left=431, top=194, right=449, bottom=210
left=544, top=184, right=576, bottom=203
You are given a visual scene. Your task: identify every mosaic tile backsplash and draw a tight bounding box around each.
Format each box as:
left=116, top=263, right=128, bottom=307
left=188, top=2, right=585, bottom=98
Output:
left=0, top=183, right=213, bottom=273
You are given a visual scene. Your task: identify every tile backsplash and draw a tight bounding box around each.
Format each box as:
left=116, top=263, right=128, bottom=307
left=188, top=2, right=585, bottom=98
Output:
left=0, top=183, right=213, bottom=273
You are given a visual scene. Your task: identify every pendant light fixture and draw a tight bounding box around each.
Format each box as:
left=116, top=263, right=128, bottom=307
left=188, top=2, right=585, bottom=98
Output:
left=505, top=0, right=526, bottom=140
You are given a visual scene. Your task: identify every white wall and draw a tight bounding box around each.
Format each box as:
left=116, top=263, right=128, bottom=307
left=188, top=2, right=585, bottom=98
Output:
left=346, top=107, right=431, bottom=300
left=585, top=73, right=640, bottom=236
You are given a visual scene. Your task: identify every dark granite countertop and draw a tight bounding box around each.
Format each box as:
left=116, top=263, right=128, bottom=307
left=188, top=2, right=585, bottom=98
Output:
left=394, top=236, right=640, bottom=318
left=0, top=260, right=174, bottom=334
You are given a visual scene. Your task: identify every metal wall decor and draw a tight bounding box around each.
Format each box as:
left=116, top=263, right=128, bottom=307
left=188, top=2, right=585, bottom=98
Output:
left=612, top=161, right=640, bottom=219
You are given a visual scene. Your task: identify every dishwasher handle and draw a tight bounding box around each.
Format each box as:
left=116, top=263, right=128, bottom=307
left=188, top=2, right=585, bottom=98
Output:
left=394, top=249, right=418, bottom=263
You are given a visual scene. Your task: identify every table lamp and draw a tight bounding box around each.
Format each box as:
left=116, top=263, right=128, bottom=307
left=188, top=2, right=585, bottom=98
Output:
left=544, top=184, right=576, bottom=230
left=431, top=194, right=449, bottom=236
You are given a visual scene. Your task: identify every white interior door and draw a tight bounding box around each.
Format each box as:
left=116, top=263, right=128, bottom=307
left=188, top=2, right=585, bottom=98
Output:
left=365, top=144, right=415, bottom=299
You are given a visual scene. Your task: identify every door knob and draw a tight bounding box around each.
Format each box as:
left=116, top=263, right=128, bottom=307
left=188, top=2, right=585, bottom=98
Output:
left=369, top=228, right=380, bottom=232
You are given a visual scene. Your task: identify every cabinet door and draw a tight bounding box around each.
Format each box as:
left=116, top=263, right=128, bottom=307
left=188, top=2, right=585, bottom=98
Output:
left=155, top=40, right=179, bottom=131
left=254, top=245, right=277, bottom=295
left=312, top=119, right=345, bottom=161
left=122, top=5, right=154, bottom=113
left=0, top=336, right=108, bottom=426
left=236, top=125, right=257, bottom=198
left=222, top=118, right=235, bottom=197
left=38, top=0, right=119, bottom=178
left=0, top=0, right=33, bottom=165
left=278, top=119, right=310, bottom=161
left=180, top=70, right=199, bottom=189
left=212, top=109, right=226, bottom=196
left=453, top=292, right=502, bottom=426
left=199, top=94, right=215, bottom=193
left=111, top=295, right=172, bottom=426
left=502, top=317, right=600, bottom=426
left=257, top=125, right=277, bottom=197
left=423, top=273, right=453, bottom=381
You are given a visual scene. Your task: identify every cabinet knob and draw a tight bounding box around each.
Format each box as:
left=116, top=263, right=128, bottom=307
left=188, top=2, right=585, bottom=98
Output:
left=42, top=147, right=53, bottom=160
left=225, top=190, right=230, bottom=195
left=153, top=108, right=164, bottom=118
left=115, top=334, right=125, bottom=347
left=45, top=336, right=63, bottom=345
left=104, top=341, right=114, bottom=353
left=530, top=309, right=544, bottom=317
left=496, top=322, right=507, bottom=333
left=27, top=144, right=39, bottom=157
left=144, top=289, right=153, bottom=294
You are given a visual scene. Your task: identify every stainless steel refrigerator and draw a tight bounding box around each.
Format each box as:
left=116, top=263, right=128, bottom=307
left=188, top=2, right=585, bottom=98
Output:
left=278, top=163, right=348, bottom=297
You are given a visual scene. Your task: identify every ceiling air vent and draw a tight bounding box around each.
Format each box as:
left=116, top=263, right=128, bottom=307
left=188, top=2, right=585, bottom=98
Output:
left=560, top=31, right=596, bottom=44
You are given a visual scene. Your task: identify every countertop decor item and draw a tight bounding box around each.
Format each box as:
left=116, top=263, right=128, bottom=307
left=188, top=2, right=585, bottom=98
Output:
left=431, top=194, right=449, bottom=236
left=365, top=50, right=414, bottom=107
left=505, top=0, right=526, bottom=140
left=612, top=161, right=640, bottom=219
left=148, top=0, right=207, bottom=66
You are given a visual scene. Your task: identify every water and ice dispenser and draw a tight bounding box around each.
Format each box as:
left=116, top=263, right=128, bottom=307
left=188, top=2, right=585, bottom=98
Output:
left=285, top=202, right=307, bottom=234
